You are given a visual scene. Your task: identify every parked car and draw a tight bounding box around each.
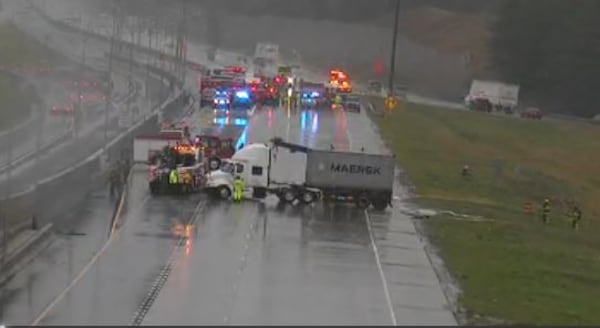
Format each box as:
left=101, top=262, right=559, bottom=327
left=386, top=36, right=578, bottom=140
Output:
left=520, top=107, right=543, bottom=120
left=51, top=104, right=74, bottom=116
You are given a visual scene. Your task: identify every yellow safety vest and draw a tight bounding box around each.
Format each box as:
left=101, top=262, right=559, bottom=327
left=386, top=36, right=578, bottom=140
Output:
left=234, top=178, right=244, bottom=189
left=169, top=170, right=179, bottom=184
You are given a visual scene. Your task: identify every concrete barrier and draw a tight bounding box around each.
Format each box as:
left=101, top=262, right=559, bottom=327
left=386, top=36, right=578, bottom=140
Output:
left=0, top=65, right=185, bottom=243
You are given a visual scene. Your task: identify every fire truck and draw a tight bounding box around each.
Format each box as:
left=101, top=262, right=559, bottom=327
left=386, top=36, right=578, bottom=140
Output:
left=329, top=69, right=352, bottom=93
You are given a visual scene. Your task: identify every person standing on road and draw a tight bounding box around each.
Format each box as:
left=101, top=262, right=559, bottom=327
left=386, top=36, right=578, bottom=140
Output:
left=541, top=198, right=551, bottom=224
left=233, top=176, right=244, bottom=202
left=108, top=166, right=121, bottom=199
left=571, top=204, right=582, bottom=231
left=169, top=167, right=180, bottom=193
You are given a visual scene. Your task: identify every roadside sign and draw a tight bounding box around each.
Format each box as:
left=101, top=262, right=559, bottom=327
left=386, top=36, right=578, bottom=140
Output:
left=278, top=65, right=292, bottom=76
left=385, top=96, right=398, bottom=111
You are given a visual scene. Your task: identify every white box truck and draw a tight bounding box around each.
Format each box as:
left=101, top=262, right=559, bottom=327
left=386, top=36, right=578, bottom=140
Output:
left=465, top=79, right=520, bottom=113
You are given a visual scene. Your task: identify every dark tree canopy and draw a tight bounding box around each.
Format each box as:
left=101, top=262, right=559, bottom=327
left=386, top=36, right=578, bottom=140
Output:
left=491, top=0, right=600, bottom=117
left=87, top=0, right=599, bottom=117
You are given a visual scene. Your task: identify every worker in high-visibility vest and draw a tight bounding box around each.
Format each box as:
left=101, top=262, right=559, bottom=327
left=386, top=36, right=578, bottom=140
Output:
left=541, top=198, right=551, bottom=224
left=233, top=176, right=245, bottom=202
left=182, top=170, right=193, bottom=192
left=169, top=168, right=180, bottom=193
left=334, top=94, right=343, bottom=109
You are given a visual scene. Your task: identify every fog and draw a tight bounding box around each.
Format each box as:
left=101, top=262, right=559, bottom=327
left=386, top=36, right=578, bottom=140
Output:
left=40, top=0, right=473, bottom=100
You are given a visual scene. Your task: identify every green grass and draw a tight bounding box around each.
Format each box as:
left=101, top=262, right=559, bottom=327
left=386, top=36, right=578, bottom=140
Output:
left=366, top=97, right=600, bottom=325
left=0, top=22, right=61, bottom=130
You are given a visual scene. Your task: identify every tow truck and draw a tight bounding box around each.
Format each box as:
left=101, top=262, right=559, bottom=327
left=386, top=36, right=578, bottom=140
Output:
left=148, top=143, right=207, bottom=195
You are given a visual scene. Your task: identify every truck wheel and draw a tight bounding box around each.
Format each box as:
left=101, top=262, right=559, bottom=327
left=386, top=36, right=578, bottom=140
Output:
left=372, top=199, right=388, bottom=211
left=209, top=157, right=221, bottom=170
left=217, top=185, right=231, bottom=200
left=356, top=196, right=371, bottom=209
left=280, top=188, right=296, bottom=203
left=301, top=191, right=316, bottom=204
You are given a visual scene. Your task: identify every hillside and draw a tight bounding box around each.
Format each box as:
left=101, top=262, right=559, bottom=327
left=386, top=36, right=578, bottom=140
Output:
left=373, top=6, right=493, bottom=78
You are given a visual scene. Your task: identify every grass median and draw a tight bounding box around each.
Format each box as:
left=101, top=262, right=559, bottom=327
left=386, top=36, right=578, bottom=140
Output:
left=364, top=96, right=600, bottom=325
left=0, top=22, right=62, bottom=130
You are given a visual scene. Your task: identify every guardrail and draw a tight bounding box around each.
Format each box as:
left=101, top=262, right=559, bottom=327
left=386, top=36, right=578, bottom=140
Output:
left=1, top=13, right=190, bottom=244
left=0, top=74, right=140, bottom=175
left=0, top=69, right=44, bottom=157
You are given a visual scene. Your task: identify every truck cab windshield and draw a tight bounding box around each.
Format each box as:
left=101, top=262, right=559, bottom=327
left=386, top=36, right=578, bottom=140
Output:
left=220, top=161, right=235, bottom=174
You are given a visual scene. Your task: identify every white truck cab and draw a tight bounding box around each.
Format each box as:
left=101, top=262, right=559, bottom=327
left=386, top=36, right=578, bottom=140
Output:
left=205, top=143, right=270, bottom=199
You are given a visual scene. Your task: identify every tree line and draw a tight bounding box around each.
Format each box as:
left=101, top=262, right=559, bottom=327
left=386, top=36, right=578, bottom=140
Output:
left=90, top=0, right=598, bottom=117
left=491, top=0, right=600, bottom=117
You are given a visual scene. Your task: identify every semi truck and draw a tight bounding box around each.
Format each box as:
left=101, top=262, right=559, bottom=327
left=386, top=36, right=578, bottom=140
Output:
left=204, top=137, right=395, bottom=210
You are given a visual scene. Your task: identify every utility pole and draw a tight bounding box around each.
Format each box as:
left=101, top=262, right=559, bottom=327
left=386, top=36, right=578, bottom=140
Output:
left=104, top=0, right=117, bottom=146
left=180, top=0, right=187, bottom=85
left=76, top=31, right=87, bottom=139
left=128, top=26, right=134, bottom=126
left=145, top=20, right=152, bottom=116
left=388, top=0, right=401, bottom=97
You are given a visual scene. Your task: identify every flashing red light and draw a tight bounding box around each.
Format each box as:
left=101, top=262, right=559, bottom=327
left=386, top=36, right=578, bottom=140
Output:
left=274, top=76, right=283, bottom=84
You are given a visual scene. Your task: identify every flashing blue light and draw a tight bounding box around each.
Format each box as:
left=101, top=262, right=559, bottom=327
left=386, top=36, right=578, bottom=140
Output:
left=234, top=118, right=248, bottom=126
left=302, top=91, right=321, bottom=99
left=235, top=90, right=250, bottom=99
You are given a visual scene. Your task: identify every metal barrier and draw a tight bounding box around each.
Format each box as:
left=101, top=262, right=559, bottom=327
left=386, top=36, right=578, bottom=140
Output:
left=0, top=66, right=185, bottom=242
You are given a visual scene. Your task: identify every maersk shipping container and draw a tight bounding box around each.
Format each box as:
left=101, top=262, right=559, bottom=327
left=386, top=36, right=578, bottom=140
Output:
left=305, top=150, right=395, bottom=192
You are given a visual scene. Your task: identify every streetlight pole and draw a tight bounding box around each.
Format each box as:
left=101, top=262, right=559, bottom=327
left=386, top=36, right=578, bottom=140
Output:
left=76, top=35, right=87, bottom=139
left=104, top=0, right=117, bottom=146
left=128, top=27, right=134, bottom=126
left=388, top=0, right=401, bottom=97
left=181, top=0, right=187, bottom=85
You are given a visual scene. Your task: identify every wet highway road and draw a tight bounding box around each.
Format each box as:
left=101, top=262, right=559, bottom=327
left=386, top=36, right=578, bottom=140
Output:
left=0, top=106, right=454, bottom=326
left=1, top=2, right=455, bottom=324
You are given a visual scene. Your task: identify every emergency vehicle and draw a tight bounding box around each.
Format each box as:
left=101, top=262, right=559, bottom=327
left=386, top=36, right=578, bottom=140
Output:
left=148, top=143, right=206, bottom=195
left=298, top=81, right=328, bottom=109
left=329, top=69, right=352, bottom=93
left=248, top=77, right=278, bottom=106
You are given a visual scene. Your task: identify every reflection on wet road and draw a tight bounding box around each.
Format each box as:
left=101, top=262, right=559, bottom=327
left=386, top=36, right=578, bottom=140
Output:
left=1, top=103, right=455, bottom=325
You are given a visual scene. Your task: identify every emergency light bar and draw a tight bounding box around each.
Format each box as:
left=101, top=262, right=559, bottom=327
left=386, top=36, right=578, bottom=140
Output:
left=235, top=90, right=250, bottom=99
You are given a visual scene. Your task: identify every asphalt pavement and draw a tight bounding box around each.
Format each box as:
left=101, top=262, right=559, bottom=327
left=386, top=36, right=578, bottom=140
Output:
left=0, top=1, right=456, bottom=325
left=0, top=3, right=169, bottom=195
left=0, top=106, right=453, bottom=326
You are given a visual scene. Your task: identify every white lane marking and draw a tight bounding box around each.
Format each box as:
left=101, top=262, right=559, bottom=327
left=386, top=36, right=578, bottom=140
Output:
left=342, top=110, right=354, bottom=150
left=31, top=194, right=151, bottom=326
left=364, top=209, right=397, bottom=326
